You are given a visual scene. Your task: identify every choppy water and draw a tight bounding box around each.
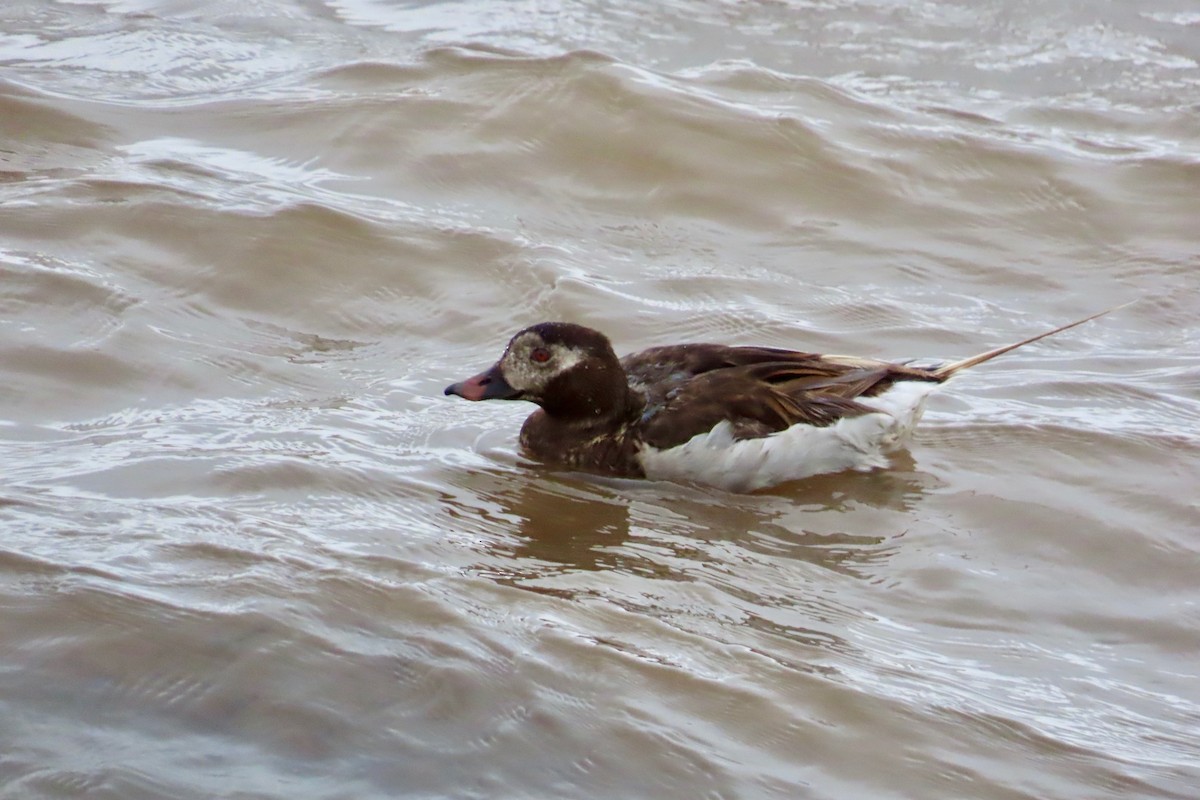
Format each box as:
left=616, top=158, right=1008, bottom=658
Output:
left=2, top=2, right=1199, bottom=798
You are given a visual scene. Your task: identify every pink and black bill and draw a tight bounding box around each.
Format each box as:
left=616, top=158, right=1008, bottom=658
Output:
left=444, top=363, right=520, bottom=401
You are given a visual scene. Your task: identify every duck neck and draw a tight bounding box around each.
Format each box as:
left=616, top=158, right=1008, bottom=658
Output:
left=541, top=361, right=643, bottom=426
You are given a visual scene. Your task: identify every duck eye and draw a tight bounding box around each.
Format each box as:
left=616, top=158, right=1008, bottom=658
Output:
left=530, top=347, right=551, bottom=364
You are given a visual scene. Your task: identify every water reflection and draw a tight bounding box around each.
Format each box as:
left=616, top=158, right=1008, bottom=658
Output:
left=440, top=455, right=940, bottom=660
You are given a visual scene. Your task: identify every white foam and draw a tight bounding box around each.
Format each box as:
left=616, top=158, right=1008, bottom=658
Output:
left=636, top=381, right=938, bottom=492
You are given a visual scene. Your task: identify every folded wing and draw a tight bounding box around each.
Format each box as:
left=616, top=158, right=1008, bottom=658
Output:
left=625, top=344, right=940, bottom=450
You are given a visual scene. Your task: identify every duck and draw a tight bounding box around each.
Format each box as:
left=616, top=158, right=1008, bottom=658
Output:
left=444, top=306, right=1126, bottom=492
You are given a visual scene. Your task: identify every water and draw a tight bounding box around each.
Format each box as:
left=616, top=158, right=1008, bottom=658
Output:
left=2, top=1, right=1199, bottom=798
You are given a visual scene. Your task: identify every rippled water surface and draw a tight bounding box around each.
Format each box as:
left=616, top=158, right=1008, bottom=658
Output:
left=2, top=1, right=1199, bottom=798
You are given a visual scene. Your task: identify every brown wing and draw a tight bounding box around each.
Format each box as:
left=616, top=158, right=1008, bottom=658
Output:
left=632, top=347, right=941, bottom=450
left=623, top=343, right=824, bottom=376
left=624, top=344, right=833, bottom=407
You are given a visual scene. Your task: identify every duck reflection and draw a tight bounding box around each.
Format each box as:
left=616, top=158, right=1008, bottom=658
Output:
left=443, top=454, right=939, bottom=657
left=453, top=450, right=939, bottom=583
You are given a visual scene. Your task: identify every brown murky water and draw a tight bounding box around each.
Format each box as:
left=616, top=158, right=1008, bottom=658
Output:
left=2, top=2, right=1199, bottom=798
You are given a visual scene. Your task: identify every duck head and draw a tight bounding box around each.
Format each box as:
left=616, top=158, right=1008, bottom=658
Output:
left=444, top=322, right=631, bottom=420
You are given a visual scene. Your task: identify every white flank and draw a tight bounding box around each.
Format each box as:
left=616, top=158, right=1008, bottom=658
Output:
left=636, top=381, right=939, bottom=492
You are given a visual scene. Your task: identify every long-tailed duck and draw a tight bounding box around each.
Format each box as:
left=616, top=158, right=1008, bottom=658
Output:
left=445, top=306, right=1125, bottom=491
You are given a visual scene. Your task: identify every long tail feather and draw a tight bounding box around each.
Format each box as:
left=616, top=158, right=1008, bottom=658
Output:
left=931, top=301, right=1134, bottom=381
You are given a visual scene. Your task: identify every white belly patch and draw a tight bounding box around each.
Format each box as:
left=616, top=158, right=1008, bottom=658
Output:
left=636, top=381, right=938, bottom=492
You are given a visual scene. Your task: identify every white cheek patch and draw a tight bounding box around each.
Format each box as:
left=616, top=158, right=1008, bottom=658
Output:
left=501, top=336, right=585, bottom=394
left=549, top=343, right=584, bottom=370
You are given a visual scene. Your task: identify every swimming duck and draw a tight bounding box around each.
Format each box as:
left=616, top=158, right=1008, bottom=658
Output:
left=444, top=307, right=1123, bottom=491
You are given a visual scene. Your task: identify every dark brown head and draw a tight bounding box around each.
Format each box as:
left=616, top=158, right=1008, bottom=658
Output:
left=444, top=322, right=632, bottom=421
